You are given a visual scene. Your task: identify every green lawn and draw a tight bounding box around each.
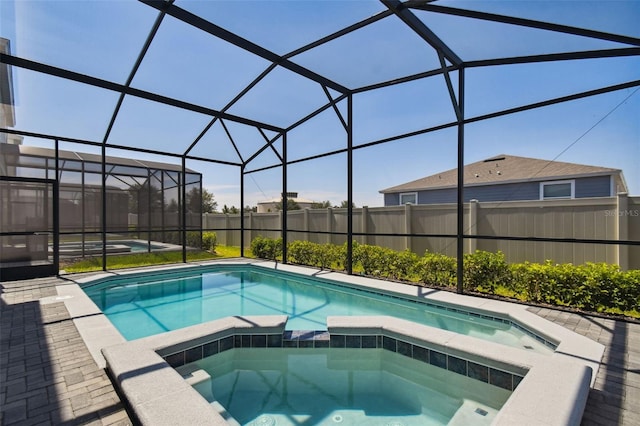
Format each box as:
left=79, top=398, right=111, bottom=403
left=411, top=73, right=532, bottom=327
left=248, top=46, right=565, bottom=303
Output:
left=62, top=245, right=245, bottom=273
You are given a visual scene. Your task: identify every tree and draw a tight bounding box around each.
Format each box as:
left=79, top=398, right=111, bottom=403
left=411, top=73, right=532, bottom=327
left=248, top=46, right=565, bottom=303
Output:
left=222, top=204, right=239, bottom=214
left=202, top=188, right=218, bottom=213
left=339, top=200, right=356, bottom=208
left=165, top=199, right=179, bottom=213
left=127, top=182, right=163, bottom=213
left=186, top=187, right=218, bottom=213
left=275, top=198, right=301, bottom=211
left=311, top=200, right=331, bottom=209
left=244, top=205, right=257, bottom=212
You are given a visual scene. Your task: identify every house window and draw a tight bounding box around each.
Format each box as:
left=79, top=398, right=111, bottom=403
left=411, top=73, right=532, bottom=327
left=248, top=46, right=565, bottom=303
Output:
left=540, top=180, right=574, bottom=200
left=399, top=192, right=417, bottom=205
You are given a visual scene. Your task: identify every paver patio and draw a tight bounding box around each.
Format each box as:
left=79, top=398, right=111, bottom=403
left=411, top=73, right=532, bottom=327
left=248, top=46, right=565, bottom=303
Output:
left=1, top=274, right=638, bottom=425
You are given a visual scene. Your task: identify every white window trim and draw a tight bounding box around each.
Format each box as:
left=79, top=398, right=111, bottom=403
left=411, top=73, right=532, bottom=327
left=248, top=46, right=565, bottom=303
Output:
left=399, top=192, right=418, bottom=205
left=540, top=180, right=575, bottom=200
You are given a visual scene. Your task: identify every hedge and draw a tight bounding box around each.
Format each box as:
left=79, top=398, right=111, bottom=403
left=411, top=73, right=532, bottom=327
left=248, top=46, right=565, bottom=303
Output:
left=250, top=237, right=640, bottom=317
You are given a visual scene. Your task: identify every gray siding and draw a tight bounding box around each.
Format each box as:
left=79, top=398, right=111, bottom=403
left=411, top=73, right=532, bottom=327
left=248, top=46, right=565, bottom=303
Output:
left=462, top=182, right=540, bottom=203
left=384, top=175, right=614, bottom=206
left=384, top=193, right=400, bottom=206
left=575, top=175, right=612, bottom=198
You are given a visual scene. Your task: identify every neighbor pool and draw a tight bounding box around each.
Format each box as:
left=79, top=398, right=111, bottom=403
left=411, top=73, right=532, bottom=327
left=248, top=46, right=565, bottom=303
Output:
left=83, top=265, right=553, bottom=353
left=57, top=239, right=167, bottom=256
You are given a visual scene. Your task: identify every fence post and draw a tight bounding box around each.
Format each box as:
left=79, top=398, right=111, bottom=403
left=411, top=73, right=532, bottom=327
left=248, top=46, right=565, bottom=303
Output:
left=468, top=199, right=478, bottom=254
left=224, top=214, right=230, bottom=246
left=362, top=206, right=369, bottom=245
left=304, top=208, right=310, bottom=243
left=616, top=192, right=629, bottom=270
left=405, top=203, right=412, bottom=252
left=327, top=207, right=333, bottom=245
left=248, top=211, right=253, bottom=249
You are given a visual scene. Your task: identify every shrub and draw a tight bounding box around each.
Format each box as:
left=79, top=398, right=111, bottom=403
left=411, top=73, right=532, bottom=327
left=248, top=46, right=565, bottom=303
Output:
left=288, top=240, right=316, bottom=265
left=353, top=243, right=386, bottom=275
left=186, top=231, right=202, bottom=249
left=418, top=251, right=457, bottom=287
left=313, top=244, right=339, bottom=270
left=202, top=232, right=217, bottom=252
left=334, top=242, right=350, bottom=271
left=387, top=249, right=420, bottom=281
left=463, top=250, right=510, bottom=292
left=614, top=269, right=640, bottom=312
left=510, top=262, right=547, bottom=302
left=250, top=236, right=282, bottom=260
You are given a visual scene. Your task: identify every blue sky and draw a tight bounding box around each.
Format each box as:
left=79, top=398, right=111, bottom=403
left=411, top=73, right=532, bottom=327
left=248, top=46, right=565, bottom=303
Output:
left=2, top=0, right=639, bottom=208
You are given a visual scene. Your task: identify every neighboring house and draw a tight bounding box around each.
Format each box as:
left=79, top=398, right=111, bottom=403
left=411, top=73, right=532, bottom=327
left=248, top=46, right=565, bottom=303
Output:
left=380, top=154, right=628, bottom=206
left=257, top=192, right=316, bottom=213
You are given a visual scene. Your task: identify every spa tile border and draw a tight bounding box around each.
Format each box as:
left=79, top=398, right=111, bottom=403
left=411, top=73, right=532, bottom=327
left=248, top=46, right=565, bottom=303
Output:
left=162, top=330, right=524, bottom=392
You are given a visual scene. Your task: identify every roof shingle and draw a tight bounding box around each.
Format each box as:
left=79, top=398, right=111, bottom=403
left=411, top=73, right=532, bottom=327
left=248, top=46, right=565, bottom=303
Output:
left=380, top=154, right=621, bottom=193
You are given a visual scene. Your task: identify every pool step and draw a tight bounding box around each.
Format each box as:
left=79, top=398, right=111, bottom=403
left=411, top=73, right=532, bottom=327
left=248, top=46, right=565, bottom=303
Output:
left=448, top=399, right=498, bottom=426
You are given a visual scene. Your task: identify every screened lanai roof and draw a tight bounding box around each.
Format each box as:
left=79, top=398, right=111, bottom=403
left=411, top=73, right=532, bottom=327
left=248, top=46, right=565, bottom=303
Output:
left=0, top=0, right=639, bottom=199
left=1, top=144, right=199, bottom=174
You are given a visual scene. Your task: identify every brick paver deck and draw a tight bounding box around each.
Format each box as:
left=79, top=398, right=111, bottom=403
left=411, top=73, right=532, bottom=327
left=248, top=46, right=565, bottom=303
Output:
left=529, top=307, right=640, bottom=426
left=1, top=277, right=132, bottom=426
left=1, top=275, right=638, bottom=425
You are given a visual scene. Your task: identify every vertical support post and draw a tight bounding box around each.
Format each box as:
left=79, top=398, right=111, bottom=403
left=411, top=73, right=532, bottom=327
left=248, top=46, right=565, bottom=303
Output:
left=101, top=143, right=107, bottom=271
left=304, top=208, right=310, bottom=242
left=147, top=168, right=152, bottom=251
left=468, top=199, right=478, bottom=254
left=616, top=192, right=629, bottom=270
left=181, top=157, right=187, bottom=263
left=199, top=176, right=203, bottom=250
left=281, top=133, right=288, bottom=263
left=240, top=164, right=245, bottom=256
left=81, top=160, right=85, bottom=257
left=53, top=140, right=60, bottom=275
left=456, top=68, right=465, bottom=294
left=160, top=170, right=165, bottom=250
left=347, top=94, right=353, bottom=275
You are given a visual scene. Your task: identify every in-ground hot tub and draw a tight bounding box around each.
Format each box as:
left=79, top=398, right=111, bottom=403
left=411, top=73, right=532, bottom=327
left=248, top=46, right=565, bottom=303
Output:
left=180, top=346, right=512, bottom=425
left=101, top=314, right=595, bottom=426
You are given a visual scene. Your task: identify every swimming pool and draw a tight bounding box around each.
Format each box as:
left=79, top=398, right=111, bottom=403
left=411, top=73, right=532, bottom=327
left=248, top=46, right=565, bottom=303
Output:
left=181, top=347, right=511, bottom=426
left=83, top=265, right=553, bottom=353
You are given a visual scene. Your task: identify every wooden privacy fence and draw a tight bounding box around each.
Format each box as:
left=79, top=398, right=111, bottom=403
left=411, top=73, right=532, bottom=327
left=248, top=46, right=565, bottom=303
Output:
left=203, top=194, right=639, bottom=269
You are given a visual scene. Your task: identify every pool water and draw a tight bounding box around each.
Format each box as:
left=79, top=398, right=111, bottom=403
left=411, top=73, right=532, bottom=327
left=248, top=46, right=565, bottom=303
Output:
left=83, top=266, right=552, bottom=353
left=120, top=241, right=164, bottom=252
left=180, top=348, right=511, bottom=426
left=57, top=240, right=164, bottom=256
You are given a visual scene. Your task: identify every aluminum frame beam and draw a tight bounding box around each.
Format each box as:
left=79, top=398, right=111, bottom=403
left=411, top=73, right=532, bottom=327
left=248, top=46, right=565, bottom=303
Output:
left=0, top=53, right=284, bottom=134
left=140, top=0, right=350, bottom=94
left=415, top=3, right=640, bottom=47
left=382, top=0, right=463, bottom=67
